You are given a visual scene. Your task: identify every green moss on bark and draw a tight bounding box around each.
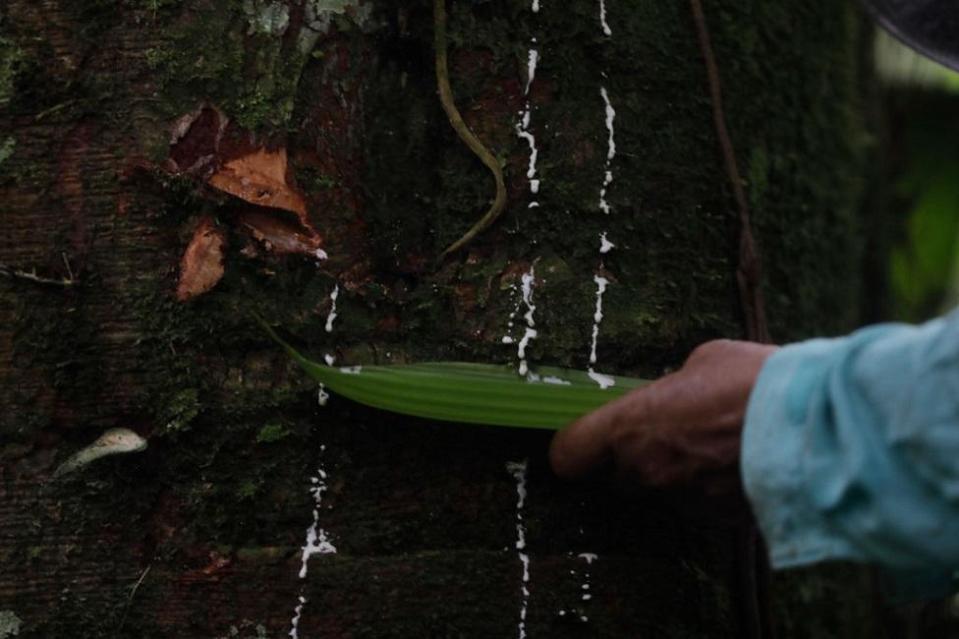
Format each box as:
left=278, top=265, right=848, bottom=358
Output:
left=0, top=0, right=885, bottom=637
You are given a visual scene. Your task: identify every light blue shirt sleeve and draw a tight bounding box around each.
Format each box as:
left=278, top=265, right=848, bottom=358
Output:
left=742, top=308, right=959, bottom=585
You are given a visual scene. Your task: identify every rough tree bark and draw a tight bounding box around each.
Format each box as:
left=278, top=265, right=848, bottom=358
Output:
left=1, top=1, right=882, bottom=637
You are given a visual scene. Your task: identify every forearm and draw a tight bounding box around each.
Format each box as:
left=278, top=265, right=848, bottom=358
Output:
left=742, top=309, right=959, bottom=575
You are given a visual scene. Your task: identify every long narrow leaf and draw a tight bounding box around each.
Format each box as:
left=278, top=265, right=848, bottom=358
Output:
left=259, top=319, right=650, bottom=430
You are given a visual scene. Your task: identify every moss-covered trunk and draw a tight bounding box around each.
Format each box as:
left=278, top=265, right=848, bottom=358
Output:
left=1, top=1, right=881, bottom=637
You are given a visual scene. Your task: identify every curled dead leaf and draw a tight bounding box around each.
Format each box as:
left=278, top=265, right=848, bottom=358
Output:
left=203, top=142, right=325, bottom=259
left=166, top=106, right=328, bottom=282
left=208, top=147, right=307, bottom=218
left=176, top=216, right=226, bottom=301
left=169, top=104, right=227, bottom=176
left=238, top=210, right=327, bottom=260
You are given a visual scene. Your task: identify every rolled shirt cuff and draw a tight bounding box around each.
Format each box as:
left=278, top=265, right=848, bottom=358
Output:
left=741, top=338, right=866, bottom=569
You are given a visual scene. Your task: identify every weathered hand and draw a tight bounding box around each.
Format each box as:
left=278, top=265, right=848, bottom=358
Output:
left=550, top=340, right=778, bottom=486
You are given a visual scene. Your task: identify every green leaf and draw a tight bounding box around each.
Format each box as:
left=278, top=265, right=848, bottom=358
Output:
left=258, top=319, right=650, bottom=431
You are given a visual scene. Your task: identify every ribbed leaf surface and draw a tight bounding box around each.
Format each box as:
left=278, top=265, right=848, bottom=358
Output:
left=262, top=321, right=650, bottom=430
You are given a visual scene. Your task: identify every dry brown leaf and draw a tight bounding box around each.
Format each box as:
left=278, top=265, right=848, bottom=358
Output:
left=208, top=147, right=308, bottom=218
left=166, top=106, right=327, bottom=270
left=176, top=216, right=226, bottom=301
left=207, top=146, right=326, bottom=258
left=168, top=104, right=227, bottom=176
left=238, top=210, right=327, bottom=260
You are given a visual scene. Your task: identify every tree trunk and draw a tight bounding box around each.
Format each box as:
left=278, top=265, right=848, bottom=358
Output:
left=1, top=1, right=882, bottom=637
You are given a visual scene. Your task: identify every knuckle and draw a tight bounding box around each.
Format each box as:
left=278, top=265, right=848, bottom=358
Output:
left=610, top=393, right=648, bottom=443
left=688, top=339, right=735, bottom=363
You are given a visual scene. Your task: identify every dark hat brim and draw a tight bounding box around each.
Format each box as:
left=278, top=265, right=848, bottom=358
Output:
left=863, top=0, right=959, bottom=72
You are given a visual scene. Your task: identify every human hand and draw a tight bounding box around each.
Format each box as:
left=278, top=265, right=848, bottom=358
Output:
left=550, top=340, right=778, bottom=486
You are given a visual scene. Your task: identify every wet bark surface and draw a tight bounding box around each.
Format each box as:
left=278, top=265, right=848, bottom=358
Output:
left=0, top=1, right=889, bottom=637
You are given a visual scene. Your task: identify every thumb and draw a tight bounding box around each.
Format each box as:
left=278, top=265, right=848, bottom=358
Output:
left=549, top=387, right=648, bottom=478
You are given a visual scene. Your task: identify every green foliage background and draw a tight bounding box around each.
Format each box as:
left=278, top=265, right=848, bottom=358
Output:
left=878, top=33, right=959, bottom=321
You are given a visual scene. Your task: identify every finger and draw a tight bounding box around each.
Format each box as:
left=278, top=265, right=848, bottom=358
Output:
left=549, top=390, right=641, bottom=479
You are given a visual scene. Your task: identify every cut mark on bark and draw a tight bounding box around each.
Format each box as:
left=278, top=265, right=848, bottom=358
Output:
left=559, top=552, right=598, bottom=621
left=587, top=70, right=618, bottom=389
left=598, top=0, right=612, bottom=37
left=324, top=284, right=340, bottom=333
left=598, top=233, right=614, bottom=254
left=507, top=460, right=532, bottom=639
left=516, top=0, right=542, bottom=208
left=318, top=284, right=340, bottom=405
left=298, top=463, right=337, bottom=578
left=289, top=445, right=337, bottom=639
left=597, top=85, right=617, bottom=216
left=501, top=276, right=524, bottom=352
left=587, top=273, right=614, bottom=390
left=317, top=384, right=330, bottom=407
left=501, top=266, right=538, bottom=377
left=577, top=553, right=597, bottom=616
